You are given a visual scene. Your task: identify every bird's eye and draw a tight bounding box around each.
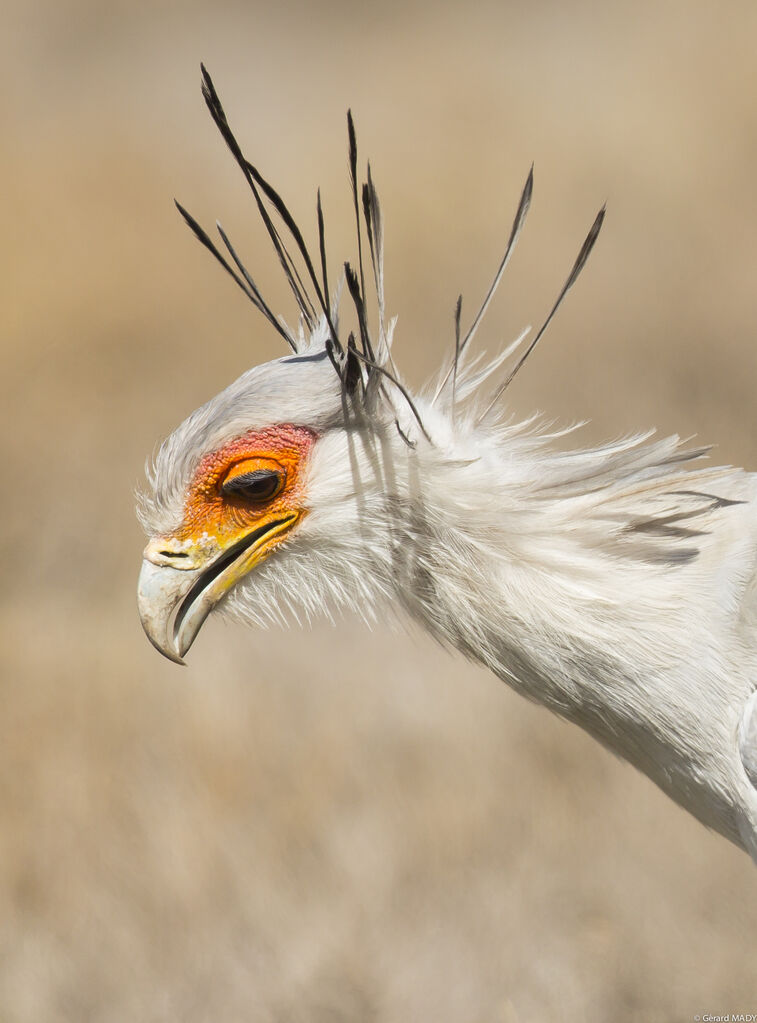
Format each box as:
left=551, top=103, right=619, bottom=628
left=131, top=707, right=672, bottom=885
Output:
left=221, top=469, right=283, bottom=503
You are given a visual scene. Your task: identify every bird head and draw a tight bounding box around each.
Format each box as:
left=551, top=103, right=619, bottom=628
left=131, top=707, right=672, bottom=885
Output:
left=136, top=67, right=424, bottom=663
left=137, top=329, right=419, bottom=663
left=137, top=66, right=603, bottom=664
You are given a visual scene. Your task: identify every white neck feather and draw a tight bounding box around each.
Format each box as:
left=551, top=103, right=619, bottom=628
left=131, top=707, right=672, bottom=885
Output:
left=342, top=412, right=757, bottom=842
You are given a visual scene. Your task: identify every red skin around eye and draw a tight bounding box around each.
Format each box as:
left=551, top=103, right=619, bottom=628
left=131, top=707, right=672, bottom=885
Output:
left=173, top=424, right=318, bottom=546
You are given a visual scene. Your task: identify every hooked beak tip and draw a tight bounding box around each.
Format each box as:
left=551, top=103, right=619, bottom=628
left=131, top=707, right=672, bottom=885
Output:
left=137, top=558, right=197, bottom=666
left=143, top=627, right=186, bottom=666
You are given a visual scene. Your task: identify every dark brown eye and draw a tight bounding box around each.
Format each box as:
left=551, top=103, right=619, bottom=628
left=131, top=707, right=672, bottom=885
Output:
left=221, top=469, right=283, bottom=503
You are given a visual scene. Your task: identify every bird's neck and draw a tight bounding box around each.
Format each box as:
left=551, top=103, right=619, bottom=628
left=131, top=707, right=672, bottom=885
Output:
left=369, top=422, right=754, bottom=840
left=387, top=440, right=643, bottom=712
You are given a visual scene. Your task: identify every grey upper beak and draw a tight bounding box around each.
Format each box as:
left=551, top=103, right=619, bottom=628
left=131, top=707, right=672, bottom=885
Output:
left=137, top=558, right=198, bottom=664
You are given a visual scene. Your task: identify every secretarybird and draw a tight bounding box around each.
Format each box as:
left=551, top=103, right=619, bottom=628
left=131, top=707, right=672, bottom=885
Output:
left=138, top=67, right=757, bottom=862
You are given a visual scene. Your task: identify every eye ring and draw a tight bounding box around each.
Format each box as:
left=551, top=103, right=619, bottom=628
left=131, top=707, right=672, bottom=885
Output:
left=220, top=468, right=283, bottom=503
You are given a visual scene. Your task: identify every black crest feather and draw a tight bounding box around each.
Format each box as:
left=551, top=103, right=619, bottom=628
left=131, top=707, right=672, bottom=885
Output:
left=178, top=66, right=606, bottom=449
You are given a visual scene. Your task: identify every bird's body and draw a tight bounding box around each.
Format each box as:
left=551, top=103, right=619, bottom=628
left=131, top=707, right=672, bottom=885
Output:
left=138, top=68, right=757, bottom=862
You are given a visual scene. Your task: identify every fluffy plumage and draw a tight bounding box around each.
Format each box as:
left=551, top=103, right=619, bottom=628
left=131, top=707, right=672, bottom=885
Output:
left=138, top=67, right=757, bottom=862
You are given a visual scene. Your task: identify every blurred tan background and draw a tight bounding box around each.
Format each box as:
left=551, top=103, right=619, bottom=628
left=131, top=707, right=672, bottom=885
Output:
left=3, top=1, right=757, bottom=1020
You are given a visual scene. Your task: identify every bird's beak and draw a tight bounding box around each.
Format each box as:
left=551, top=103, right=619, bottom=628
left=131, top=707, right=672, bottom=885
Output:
left=137, top=513, right=298, bottom=663
left=137, top=559, right=195, bottom=665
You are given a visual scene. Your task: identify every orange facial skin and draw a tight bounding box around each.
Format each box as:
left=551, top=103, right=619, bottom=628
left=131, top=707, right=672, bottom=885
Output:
left=169, top=424, right=317, bottom=556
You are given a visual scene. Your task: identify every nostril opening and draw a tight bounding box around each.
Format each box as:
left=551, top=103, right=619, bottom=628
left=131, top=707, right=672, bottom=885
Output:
left=160, top=550, right=189, bottom=559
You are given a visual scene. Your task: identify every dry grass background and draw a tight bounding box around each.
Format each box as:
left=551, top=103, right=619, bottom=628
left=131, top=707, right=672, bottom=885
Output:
left=2, top=1, right=757, bottom=1020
